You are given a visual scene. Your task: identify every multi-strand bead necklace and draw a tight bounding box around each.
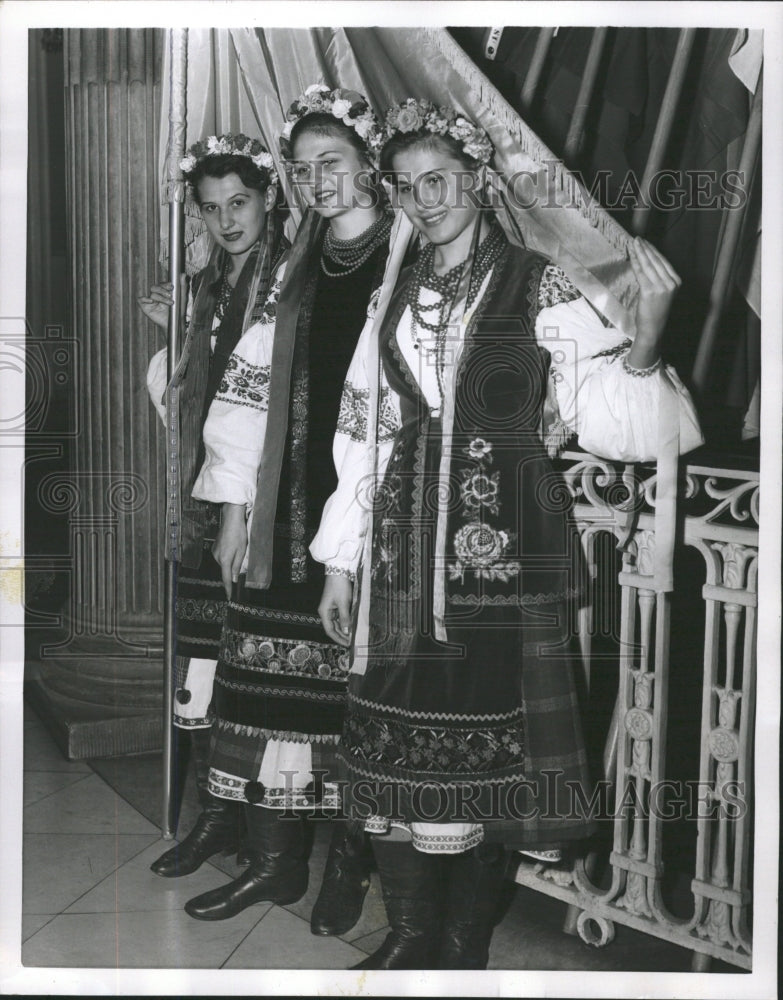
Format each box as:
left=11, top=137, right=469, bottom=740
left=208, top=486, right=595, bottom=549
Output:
left=320, top=212, right=393, bottom=278
left=214, top=257, right=234, bottom=324
left=408, top=223, right=506, bottom=399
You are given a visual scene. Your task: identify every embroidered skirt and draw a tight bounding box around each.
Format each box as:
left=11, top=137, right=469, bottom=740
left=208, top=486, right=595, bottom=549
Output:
left=207, top=551, right=349, bottom=810
left=173, top=503, right=225, bottom=729
left=338, top=423, right=595, bottom=852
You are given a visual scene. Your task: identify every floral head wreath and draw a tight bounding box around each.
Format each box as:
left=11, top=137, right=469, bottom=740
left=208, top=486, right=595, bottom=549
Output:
left=382, top=99, right=494, bottom=165
left=179, top=133, right=278, bottom=187
left=279, top=84, right=383, bottom=164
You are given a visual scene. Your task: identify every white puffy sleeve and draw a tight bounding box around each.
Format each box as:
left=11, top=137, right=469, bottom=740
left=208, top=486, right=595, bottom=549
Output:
left=146, top=347, right=168, bottom=426
left=144, top=282, right=195, bottom=427
left=310, top=301, right=401, bottom=580
left=191, top=263, right=286, bottom=507
left=536, top=264, right=704, bottom=462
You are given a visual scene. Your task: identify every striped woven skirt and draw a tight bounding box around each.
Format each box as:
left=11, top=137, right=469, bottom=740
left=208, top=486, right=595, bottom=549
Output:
left=207, top=558, right=349, bottom=811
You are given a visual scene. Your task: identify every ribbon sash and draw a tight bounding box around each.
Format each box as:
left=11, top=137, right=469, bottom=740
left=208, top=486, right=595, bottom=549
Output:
left=245, top=211, right=323, bottom=588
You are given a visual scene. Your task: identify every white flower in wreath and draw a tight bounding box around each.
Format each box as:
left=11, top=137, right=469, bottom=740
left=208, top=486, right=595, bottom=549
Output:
left=427, top=116, right=449, bottom=134
left=206, top=135, right=231, bottom=155
left=451, top=118, right=475, bottom=140
left=305, top=83, right=330, bottom=96
left=352, top=115, right=373, bottom=139
left=179, top=153, right=198, bottom=173
left=331, top=98, right=352, bottom=119
left=460, top=470, right=501, bottom=515
left=466, top=437, right=493, bottom=461
left=464, top=136, right=494, bottom=163
left=253, top=150, right=275, bottom=171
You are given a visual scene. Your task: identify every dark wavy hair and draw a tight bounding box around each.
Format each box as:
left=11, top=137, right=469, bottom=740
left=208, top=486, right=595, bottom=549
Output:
left=380, top=129, right=481, bottom=180
left=288, top=112, right=371, bottom=162
left=189, top=153, right=271, bottom=200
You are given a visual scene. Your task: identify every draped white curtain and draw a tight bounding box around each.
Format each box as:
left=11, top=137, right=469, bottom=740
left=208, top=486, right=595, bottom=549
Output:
left=158, top=26, right=641, bottom=335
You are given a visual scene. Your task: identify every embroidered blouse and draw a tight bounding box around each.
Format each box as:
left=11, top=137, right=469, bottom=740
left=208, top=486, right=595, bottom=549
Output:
left=190, top=262, right=288, bottom=517
left=309, top=262, right=704, bottom=579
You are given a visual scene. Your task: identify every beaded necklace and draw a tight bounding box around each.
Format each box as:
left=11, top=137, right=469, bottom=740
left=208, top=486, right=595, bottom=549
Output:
left=214, top=256, right=233, bottom=323
left=321, top=212, right=393, bottom=278
left=408, top=223, right=506, bottom=400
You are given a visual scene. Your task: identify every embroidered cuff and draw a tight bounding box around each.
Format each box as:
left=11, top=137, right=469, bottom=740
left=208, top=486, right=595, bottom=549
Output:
left=325, top=565, right=356, bottom=583
left=622, top=355, right=662, bottom=378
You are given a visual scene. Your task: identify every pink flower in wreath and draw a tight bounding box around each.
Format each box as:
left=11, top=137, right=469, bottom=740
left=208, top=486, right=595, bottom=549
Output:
left=395, top=105, right=424, bottom=133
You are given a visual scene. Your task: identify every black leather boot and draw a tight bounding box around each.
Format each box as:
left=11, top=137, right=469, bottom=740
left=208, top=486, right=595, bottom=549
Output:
left=151, top=727, right=241, bottom=877
left=150, top=795, right=240, bottom=877
left=193, top=722, right=250, bottom=866
left=184, top=807, right=308, bottom=921
left=438, top=843, right=508, bottom=969
left=190, top=726, right=215, bottom=809
left=310, top=820, right=372, bottom=936
left=351, top=839, right=445, bottom=970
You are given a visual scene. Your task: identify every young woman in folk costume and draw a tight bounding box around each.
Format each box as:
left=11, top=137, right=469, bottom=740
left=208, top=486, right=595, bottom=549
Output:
left=179, top=87, right=396, bottom=930
left=313, top=100, right=704, bottom=970
left=141, top=135, right=288, bottom=877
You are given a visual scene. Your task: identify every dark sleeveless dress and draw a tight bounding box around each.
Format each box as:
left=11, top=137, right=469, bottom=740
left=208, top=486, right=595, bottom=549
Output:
left=337, top=243, right=595, bottom=851
left=207, top=238, right=390, bottom=806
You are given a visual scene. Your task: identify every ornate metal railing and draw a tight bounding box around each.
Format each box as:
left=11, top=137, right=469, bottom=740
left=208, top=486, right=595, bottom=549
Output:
left=512, top=450, right=757, bottom=971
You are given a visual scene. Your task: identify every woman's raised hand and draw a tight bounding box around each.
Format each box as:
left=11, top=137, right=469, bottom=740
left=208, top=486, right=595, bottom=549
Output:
left=137, top=275, right=187, bottom=331
left=137, top=282, right=175, bottom=331
left=318, top=574, right=353, bottom=647
left=626, top=237, right=682, bottom=369
left=213, top=502, right=248, bottom=599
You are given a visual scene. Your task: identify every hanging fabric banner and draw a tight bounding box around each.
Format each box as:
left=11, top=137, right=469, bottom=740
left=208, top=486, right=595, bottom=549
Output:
left=158, top=26, right=640, bottom=332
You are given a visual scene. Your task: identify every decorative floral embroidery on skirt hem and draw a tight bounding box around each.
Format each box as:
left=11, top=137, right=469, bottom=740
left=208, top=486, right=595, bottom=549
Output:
left=221, top=627, right=351, bottom=680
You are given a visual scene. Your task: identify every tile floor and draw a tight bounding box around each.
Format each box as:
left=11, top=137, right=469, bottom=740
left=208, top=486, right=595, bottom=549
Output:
left=21, top=699, right=718, bottom=973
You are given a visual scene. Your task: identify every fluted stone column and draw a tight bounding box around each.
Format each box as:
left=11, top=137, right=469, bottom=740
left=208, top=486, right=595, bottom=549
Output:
left=29, top=28, right=169, bottom=758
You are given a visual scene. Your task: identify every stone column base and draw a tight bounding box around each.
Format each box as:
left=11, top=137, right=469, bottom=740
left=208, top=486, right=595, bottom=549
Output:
left=26, top=670, right=163, bottom=760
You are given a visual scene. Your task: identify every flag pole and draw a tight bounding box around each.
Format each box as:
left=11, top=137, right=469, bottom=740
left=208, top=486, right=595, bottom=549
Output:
left=161, top=27, right=188, bottom=840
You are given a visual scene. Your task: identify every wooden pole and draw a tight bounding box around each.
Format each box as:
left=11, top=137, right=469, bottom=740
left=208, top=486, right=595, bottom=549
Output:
left=692, top=77, right=762, bottom=392
left=564, top=28, right=609, bottom=164
left=631, top=29, right=697, bottom=236
left=520, top=28, right=556, bottom=113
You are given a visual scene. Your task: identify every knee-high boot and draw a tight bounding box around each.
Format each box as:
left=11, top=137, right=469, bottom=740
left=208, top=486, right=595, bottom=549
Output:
left=184, top=806, right=308, bottom=921
left=351, top=838, right=445, bottom=970
left=310, top=819, right=372, bottom=936
left=151, top=729, right=241, bottom=878
left=183, top=723, right=252, bottom=866
left=438, top=843, right=508, bottom=969
left=191, top=725, right=215, bottom=809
